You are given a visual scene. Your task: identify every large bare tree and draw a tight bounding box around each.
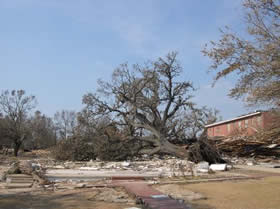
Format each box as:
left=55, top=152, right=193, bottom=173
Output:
left=54, top=110, right=77, bottom=140
left=0, top=90, right=36, bottom=156
left=203, top=0, right=280, bottom=107
left=30, top=111, right=57, bottom=149
left=82, top=52, right=197, bottom=158
left=179, top=107, right=220, bottom=142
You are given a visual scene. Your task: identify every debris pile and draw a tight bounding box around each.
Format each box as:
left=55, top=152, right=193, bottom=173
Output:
left=43, top=157, right=235, bottom=184
left=3, top=160, right=49, bottom=188
left=45, top=158, right=196, bottom=179
left=5, top=174, right=33, bottom=189
left=196, top=161, right=230, bottom=173
left=215, top=135, right=280, bottom=158
left=187, top=137, right=225, bottom=164
left=87, top=187, right=135, bottom=204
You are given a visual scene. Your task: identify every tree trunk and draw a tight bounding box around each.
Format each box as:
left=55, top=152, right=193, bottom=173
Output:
left=141, top=137, right=224, bottom=163
left=140, top=137, right=189, bottom=159
left=139, top=133, right=189, bottom=158
left=14, top=143, right=20, bottom=157
left=160, top=140, right=189, bottom=158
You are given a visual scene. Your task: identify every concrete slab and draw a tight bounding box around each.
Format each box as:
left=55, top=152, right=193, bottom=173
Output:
left=46, top=169, right=159, bottom=182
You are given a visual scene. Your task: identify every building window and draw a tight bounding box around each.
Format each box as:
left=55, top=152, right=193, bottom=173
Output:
left=227, top=124, right=231, bottom=132
left=257, top=116, right=262, bottom=126
left=245, top=120, right=248, bottom=128
left=238, top=121, right=242, bottom=129
left=253, top=117, right=258, bottom=127
left=216, top=127, right=220, bottom=134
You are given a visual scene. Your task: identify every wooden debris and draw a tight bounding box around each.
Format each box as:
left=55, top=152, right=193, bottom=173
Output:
left=214, top=129, right=280, bottom=158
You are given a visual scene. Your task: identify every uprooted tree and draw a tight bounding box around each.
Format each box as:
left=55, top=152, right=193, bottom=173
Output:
left=81, top=52, right=220, bottom=159
left=203, top=0, right=280, bottom=107
left=0, top=90, right=37, bottom=156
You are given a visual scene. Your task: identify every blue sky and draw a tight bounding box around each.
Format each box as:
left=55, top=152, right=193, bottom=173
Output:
left=0, top=0, right=252, bottom=119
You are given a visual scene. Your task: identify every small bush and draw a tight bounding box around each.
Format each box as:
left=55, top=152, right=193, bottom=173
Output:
left=72, top=139, right=96, bottom=161
left=51, top=139, right=74, bottom=161
left=51, top=137, right=96, bottom=161
left=95, top=137, right=142, bottom=161
left=51, top=134, right=145, bottom=162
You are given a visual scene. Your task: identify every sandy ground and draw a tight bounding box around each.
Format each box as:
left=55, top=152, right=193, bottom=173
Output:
left=2, top=151, right=280, bottom=209
left=2, top=176, right=280, bottom=209
left=155, top=176, right=280, bottom=209
left=0, top=187, right=138, bottom=209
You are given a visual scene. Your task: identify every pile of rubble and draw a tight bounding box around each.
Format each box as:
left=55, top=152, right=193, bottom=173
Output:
left=1, top=154, right=235, bottom=189
left=42, top=157, right=234, bottom=183
left=214, top=135, right=280, bottom=158
left=45, top=158, right=195, bottom=179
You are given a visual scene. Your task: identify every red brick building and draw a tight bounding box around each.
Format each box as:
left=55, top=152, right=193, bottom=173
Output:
left=205, top=111, right=276, bottom=138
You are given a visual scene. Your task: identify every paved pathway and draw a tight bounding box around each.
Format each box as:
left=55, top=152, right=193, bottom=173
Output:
left=113, top=180, right=192, bottom=209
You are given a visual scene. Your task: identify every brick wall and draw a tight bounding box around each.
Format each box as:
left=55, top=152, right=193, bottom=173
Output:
left=207, top=113, right=272, bottom=138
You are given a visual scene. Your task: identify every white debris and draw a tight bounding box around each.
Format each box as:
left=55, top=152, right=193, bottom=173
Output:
left=267, top=144, right=278, bottom=149
left=196, top=161, right=209, bottom=173
left=74, top=183, right=86, bottom=188
left=121, top=162, right=130, bottom=167
left=79, top=167, right=99, bottom=170
left=209, top=164, right=227, bottom=171
left=53, top=165, right=65, bottom=169
left=247, top=162, right=254, bottom=166
left=31, top=163, right=41, bottom=171
left=226, top=164, right=233, bottom=170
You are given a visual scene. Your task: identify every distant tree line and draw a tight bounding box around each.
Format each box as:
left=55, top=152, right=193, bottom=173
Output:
left=0, top=90, right=79, bottom=156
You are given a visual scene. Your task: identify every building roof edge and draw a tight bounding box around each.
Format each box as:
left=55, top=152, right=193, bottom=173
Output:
left=205, top=112, right=262, bottom=128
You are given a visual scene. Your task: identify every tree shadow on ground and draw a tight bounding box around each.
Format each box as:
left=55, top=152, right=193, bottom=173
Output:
left=0, top=188, right=136, bottom=209
left=0, top=192, right=63, bottom=209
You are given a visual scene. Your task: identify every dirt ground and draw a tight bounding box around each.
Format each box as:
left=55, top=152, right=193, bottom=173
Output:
left=0, top=187, right=138, bottom=209
left=2, top=177, right=280, bottom=209
left=1, top=151, right=280, bottom=209
left=155, top=176, right=280, bottom=209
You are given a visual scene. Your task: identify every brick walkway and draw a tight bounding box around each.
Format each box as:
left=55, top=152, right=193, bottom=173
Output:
left=112, top=180, right=192, bottom=209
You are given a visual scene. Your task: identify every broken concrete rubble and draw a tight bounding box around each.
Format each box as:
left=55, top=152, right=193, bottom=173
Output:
left=87, top=187, right=135, bottom=204
left=4, top=154, right=280, bottom=209
left=196, top=161, right=209, bottom=173
left=31, top=163, right=41, bottom=171
left=3, top=147, right=280, bottom=209
left=226, top=164, right=233, bottom=170
left=122, top=162, right=130, bottom=167
left=224, top=156, right=280, bottom=165
left=209, top=164, right=227, bottom=171
left=45, top=159, right=198, bottom=182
